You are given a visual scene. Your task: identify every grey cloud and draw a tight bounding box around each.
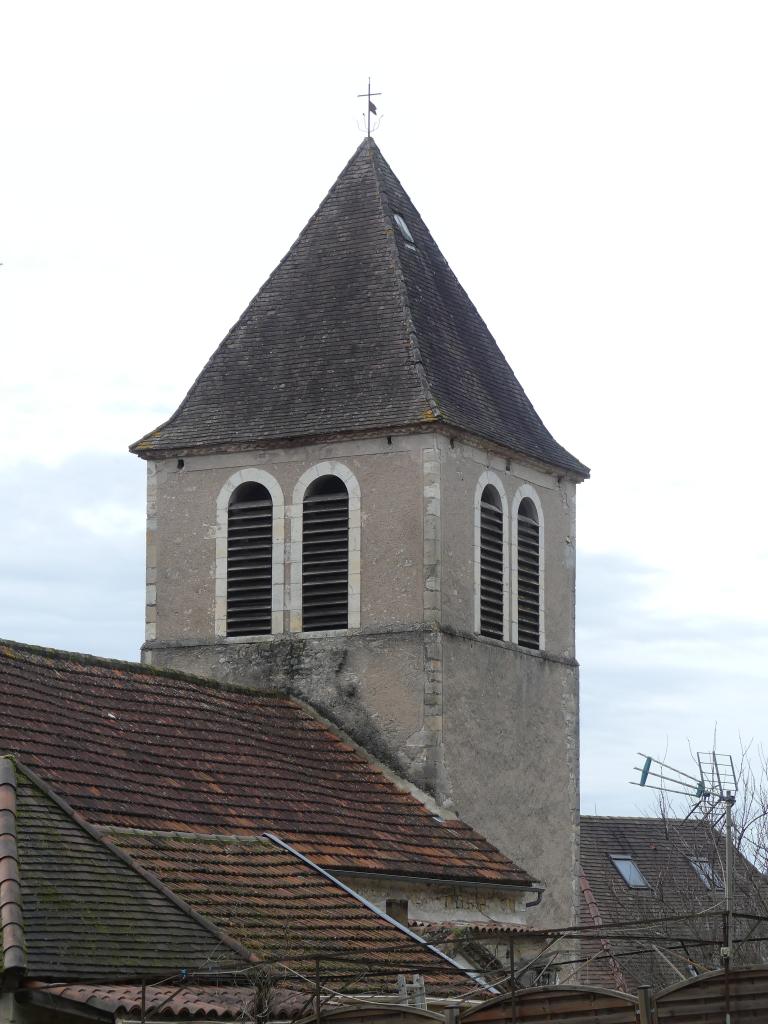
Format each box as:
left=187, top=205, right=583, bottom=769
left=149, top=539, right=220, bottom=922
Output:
left=0, top=454, right=145, bottom=659
left=578, top=550, right=768, bottom=814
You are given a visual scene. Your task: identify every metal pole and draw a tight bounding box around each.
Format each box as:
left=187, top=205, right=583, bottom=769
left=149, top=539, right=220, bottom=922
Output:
left=725, top=793, right=734, bottom=961
left=315, top=957, right=322, bottom=1024
left=508, top=937, right=517, bottom=1022
left=724, top=793, right=734, bottom=1024
left=637, top=985, right=653, bottom=1024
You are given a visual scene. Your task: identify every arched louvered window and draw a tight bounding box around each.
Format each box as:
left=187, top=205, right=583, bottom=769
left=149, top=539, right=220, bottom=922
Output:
left=226, top=482, right=273, bottom=637
left=302, top=475, right=349, bottom=631
left=517, top=497, right=540, bottom=649
left=479, top=484, right=505, bottom=640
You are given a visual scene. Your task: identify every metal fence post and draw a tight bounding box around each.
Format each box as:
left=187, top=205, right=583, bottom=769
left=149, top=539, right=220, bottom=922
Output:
left=637, top=985, right=653, bottom=1024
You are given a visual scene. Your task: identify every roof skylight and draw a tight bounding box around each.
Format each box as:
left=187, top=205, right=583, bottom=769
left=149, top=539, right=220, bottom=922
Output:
left=609, top=854, right=650, bottom=889
left=689, top=857, right=724, bottom=890
left=393, top=214, right=415, bottom=247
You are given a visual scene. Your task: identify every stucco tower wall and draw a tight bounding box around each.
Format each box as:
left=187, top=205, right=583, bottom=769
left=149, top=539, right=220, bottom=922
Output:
left=434, top=437, right=580, bottom=928
left=146, top=434, right=427, bottom=644
left=144, top=430, right=580, bottom=927
left=144, top=434, right=440, bottom=783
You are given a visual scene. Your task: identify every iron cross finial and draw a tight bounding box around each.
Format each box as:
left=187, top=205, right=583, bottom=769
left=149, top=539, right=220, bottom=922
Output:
left=357, top=78, right=382, bottom=137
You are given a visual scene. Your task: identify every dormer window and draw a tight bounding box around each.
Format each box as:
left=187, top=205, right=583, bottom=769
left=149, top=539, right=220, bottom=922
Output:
left=610, top=854, right=650, bottom=889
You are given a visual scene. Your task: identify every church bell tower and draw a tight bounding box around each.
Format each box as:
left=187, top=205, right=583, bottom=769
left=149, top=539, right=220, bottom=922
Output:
left=131, top=138, right=589, bottom=927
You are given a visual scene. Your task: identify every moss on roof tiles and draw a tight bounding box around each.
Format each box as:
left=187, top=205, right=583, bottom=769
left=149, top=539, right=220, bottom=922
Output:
left=7, top=759, right=252, bottom=981
left=0, top=640, right=536, bottom=888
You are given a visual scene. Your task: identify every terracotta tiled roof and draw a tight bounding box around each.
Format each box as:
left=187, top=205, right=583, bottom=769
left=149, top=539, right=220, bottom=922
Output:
left=25, top=982, right=308, bottom=1021
left=1, top=757, right=254, bottom=983
left=130, top=138, right=587, bottom=478
left=410, top=921, right=531, bottom=937
left=104, top=828, right=472, bottom=994
left=0, top=639, right=534, bottom=887
left=0, top=758, right=25, bottom=980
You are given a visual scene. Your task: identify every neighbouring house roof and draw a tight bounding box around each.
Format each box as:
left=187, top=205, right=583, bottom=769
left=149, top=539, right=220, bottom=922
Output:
left=579, top=815, right=768, bottom=993
left=0, top=638, right=535, bottom=888
left=21, top=983, right=308, bottom=1021
left=103, top=828, right=471, bottom=994
left=130, top=138, right=587, bottom=478
left=0, top=757, right=255, bottom=985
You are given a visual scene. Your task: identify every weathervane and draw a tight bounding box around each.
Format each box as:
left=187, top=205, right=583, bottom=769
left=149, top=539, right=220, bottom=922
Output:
left=357, top=78, right=382, bottom=137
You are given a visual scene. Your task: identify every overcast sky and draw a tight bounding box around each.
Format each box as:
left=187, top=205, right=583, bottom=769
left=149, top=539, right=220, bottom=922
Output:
left=2, top=1, right=766, bottom=815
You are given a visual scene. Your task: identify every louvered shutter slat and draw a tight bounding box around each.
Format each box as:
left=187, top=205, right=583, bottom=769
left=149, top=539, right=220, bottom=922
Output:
left=226, top=485, right=273, bottom=637
left=517, top=506, right=540, bottom=649
left=302, top=479, right=349, bottom=631
left=479, top=488, right=505, bottom=640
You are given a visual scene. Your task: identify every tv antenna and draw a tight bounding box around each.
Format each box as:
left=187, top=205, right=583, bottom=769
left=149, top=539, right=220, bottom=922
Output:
left=632, top=750, right=738, bottom=968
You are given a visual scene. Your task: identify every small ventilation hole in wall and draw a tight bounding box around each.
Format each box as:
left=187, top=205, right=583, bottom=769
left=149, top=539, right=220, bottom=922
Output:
left=517, top=497, right=540, bottom=649
left=226, top=482, right=273, bottom=637
left=479, top=484, right=504, bottom=640
left=302, top=475, right=349, bottom=631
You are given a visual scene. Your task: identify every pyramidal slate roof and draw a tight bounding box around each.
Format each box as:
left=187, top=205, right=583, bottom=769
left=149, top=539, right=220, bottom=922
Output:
left=131, top=138, right=588, bottom=477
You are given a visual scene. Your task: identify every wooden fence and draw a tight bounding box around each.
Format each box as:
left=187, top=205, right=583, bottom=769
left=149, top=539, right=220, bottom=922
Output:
left=302, top=965, right=768, bottom=1024
left=461, top=984, right=639, bottom=1023
left=655, top=964, right=768, bottom=1022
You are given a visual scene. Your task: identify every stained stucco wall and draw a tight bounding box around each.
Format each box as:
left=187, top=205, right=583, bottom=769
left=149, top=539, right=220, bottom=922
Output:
left=147, top=435, right=427, bottom=644
left=441, top=635, right=580, bottom=930
left=337, top=873, right=526, bottom=925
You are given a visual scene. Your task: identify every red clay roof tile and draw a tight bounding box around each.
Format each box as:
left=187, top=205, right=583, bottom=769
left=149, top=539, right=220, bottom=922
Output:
left=0, top=640, right=534, bottom=887
left=105, top=829, right=471, bottom=994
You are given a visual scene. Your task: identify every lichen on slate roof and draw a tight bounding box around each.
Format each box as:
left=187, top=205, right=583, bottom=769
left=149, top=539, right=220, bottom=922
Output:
left=1, top=757, right=254, bottom=982
left=131, top=138, right=587, bottom=477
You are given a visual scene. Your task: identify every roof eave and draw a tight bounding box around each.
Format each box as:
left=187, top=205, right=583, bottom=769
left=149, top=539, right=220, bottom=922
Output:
left=335, top=868, right=542, bottom=893
left=130, top=420, right=589, bottom=480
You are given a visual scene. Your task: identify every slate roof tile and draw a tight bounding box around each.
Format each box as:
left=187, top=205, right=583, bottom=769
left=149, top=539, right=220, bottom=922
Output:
left=1, top=757, right=254, bottom=982
left=579, top=815, right=768, bottom=992
left=131, top=139, right=587, bottom=478
left=0, top=639, right=535, bottom=888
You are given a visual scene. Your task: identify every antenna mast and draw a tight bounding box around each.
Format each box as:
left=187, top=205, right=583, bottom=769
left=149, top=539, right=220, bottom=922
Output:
left=632, top=749, right=738, bottom=970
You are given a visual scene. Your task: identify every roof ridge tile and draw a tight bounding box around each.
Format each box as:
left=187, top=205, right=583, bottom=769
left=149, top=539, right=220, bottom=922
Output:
left=0, top=756, right=26, bottom=984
